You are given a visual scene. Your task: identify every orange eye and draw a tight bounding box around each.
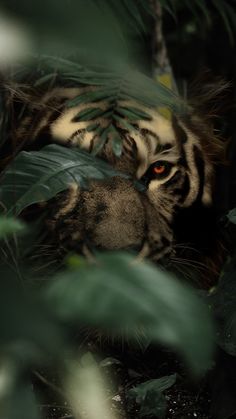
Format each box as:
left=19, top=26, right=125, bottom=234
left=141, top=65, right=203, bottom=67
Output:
left=153, top=164, right=166, bottom=175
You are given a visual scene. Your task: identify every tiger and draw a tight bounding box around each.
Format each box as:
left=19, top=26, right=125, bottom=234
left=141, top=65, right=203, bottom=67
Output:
left=1, top=81, right=226, bottom=287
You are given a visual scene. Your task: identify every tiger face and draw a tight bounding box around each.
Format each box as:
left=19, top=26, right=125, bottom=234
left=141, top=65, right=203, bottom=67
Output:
left=30, top=87, right=219, bottom=274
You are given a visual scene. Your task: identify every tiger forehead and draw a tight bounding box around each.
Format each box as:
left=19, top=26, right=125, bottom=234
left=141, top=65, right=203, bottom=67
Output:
left=46, top=88, right=184, bottom=175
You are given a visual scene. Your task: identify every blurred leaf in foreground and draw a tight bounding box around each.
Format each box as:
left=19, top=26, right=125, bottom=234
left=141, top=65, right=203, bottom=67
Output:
left=45, top=253, right=214, bottom=375
left=0, top=359, right=40, bottom=419
left=0, top=271, right=64, bottom=362
left=66, top=352, right=120, bottom=419
left=0, top=217, right=25, bottom=237
left=0, top=268, right=65, bottom=419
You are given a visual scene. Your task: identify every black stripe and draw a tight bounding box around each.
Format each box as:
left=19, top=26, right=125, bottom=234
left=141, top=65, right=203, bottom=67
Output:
left=164, top=170, right=182, bottom=188
left=89, top=134, right=97, bottom=152
left=161, top=143, right=173, bottom=152
left=178, top=174, right=190, bottom=203
left=69, top=128, right=86, bottom=141
left=172, top=116, right=188, bottom=144
left=158, top=211, right=172, bottom=229
left=26, top=108, right=61, bottom=150
left=140, top=128, right=160, bottom=142
left=172, top=118, right=189, bottom=170
left=193, top=145, right=205, bottom=202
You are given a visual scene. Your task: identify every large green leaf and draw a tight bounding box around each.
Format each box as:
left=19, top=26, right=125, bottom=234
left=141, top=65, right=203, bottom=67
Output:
left=45, top=253, right=214, bottom=375
left=0, top=144, right=123, bottom=216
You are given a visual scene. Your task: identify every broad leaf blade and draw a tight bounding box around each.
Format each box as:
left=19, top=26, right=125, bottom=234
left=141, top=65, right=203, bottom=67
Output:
left=45, top=253, right=214, bottom=375
left=0, top=144, right=123, bottom=215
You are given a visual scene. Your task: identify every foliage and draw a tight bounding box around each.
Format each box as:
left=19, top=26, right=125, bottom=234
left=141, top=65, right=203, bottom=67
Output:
left=45, top=253, right=214, bottom=375
left=0, top=220, right=215, bottom=418
left=0, top=217, right=25, bottom=236
left=160, top=0, right=236, bottom=44
left=0, top=1, right=236, bottom=418
left=128, top=374, right=176, bottom=418
left=0, top=145, right=124, bottom=215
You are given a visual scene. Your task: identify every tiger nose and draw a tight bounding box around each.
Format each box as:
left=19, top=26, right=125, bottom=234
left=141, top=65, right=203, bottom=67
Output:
left=82, top=177, right=146, bottom=250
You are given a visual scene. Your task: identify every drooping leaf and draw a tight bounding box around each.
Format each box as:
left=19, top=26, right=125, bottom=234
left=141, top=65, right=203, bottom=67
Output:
left=22, top=54, right=184, bottom=114
left=113, top=114, right=136, bottom=132
left=128, top=374, right=176, bottom=418
left=0, top=144, right=124, bottom=215
left=66, top=88, right=116, bottom=108
left=91, top=126, right=111, bottom=155
left=116, top=106, right=151, bottom=121
left=45, top=253, right=214, bottom=375
left=72, top=107, right=107, bottom=122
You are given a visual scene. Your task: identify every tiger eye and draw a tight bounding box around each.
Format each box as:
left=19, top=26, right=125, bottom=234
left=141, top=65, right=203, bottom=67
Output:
left=153, top=164, right=166, bottom=175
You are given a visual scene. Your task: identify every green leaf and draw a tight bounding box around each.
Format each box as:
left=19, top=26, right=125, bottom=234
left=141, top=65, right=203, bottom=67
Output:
left=128, top=374, right=176, bottom=419
left=33, top=72, right=57, bottom=87
left=72, top=107, right=106, bottom=122
left=45, top=253, right=214, bottom=375
left=0, top=371, right=40, bottom=419
left=0, top=144, right=123, bottom=215
left=111, top=133, right=123, bottom=157
left=0, top=273, right=64, bottom=360
left=86, top=123, right=100, bottom=132
left=0, top=217, right=25, bottom=237
left=227, top=208, right=236, bottom=224
left=66, top=88, right=116, bottom=108
left=91, top=126, right=111, bottom=155
left=113, top=114, right=136, bottom=132
left=23, top=55, right=185, bottom=114
left=116, top=106, right=151, bottom=121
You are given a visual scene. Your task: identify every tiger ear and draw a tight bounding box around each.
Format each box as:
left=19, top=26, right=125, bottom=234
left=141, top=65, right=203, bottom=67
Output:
left=187, top=71, right=230, bottom=123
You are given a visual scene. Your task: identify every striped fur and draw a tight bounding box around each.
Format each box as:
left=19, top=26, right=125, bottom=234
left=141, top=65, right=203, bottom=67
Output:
left=5, top=85, right=225, bottom=286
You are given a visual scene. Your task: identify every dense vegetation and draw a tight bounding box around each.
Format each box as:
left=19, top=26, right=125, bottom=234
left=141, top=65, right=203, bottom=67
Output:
left=0, top=1, right=236, bottom=418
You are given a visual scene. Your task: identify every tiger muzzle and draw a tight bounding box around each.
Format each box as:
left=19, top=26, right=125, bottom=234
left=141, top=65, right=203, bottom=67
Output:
left=48, top=177, right=174, bottom=263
